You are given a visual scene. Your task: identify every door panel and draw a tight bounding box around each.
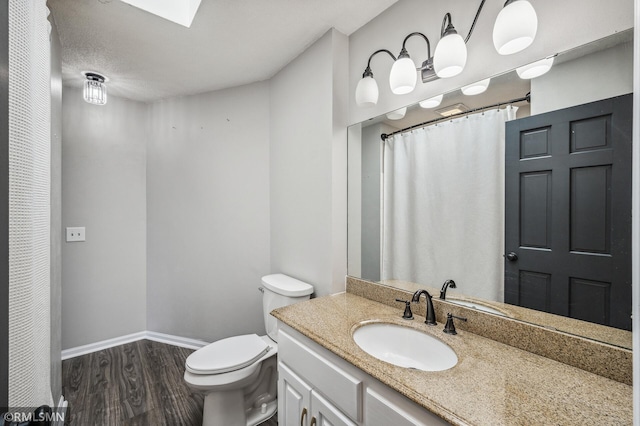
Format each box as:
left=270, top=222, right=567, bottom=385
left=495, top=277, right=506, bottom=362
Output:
left=278, top=363, right=311, bottom=426
left=505, top=94, right=632, bottom=330
left=311, top=390, right=357, bottom=426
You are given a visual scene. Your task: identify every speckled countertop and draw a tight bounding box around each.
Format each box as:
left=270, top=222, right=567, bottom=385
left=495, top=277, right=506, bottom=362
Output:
left=272, top=292, right=633, bottom=426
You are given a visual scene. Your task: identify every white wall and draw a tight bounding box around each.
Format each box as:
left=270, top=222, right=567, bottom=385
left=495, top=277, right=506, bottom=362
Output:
left=531, top=40, right=634, bottom=114
left=61, top=89, right=147, bottom=349
left=269, top=28, right=348, bottom=297
left=349, top=0, right=634, bottom=125
left=146, top=82, right=271, bottom=341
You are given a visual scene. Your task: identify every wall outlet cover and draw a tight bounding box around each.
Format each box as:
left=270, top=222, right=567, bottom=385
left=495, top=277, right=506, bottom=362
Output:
left=66, top=227, right=86, bottom=242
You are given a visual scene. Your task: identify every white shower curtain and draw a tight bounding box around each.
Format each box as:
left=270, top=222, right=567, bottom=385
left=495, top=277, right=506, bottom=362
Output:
left=382, top=107, right=517, bottom=302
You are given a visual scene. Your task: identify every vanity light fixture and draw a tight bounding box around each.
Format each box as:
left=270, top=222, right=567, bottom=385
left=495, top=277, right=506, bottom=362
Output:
left=516, top=56, right=554, bottom=79
left=355, top=0, right=539, bottom=107
left=83, top=72, right=107, bottom=106
left=419, top=94, right=444, bottom=109
left=493, top=0, right=538, bottom=55
left=461, top=78, right=491, bottom=95
left=433, top=13, right=468, bottom=78
left=386, top=107, right=407, bottom=120
left=355, top=49, right=396, bottom=107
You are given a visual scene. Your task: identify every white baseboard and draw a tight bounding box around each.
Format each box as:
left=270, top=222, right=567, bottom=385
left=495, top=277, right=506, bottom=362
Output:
left=61, top=331, right=209, bottom=360
left=145, top=331, right=209, bottom=350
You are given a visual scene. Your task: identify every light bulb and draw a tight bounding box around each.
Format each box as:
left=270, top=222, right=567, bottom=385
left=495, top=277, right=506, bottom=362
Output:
left=355, top=75, right=379, bottom=107
left=389, top=56, right=417, bottom=95
left=419, top=94, right=444, bottom=109
left=461, top=78, right=491, bottom=96
left=516, top=57, right=554, bottom=79
left=493, top=0, right=538, bottom=55
left=434, top=33, right=467, bottom=78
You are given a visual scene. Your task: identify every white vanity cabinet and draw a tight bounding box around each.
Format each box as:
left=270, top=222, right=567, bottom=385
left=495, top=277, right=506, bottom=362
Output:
left=277, top=323, right=450, bottom=426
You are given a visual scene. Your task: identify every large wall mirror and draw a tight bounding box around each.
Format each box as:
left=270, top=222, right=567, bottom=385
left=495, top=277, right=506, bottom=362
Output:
left=347, top=29, right=633, bottom=350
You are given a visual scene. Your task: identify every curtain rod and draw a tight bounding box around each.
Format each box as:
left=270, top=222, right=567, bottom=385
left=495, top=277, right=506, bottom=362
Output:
left=380, top=92, right=530, bottom=141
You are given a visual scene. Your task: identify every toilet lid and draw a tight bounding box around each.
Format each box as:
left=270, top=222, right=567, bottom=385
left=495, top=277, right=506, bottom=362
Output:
left=186, top=334, right=270, bottom=375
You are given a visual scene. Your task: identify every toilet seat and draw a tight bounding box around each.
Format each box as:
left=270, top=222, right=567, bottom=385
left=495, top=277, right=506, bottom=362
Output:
left=186, top=334, right=270, bottom=375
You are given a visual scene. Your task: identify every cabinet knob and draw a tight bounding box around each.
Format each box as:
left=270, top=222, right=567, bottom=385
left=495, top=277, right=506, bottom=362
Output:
left=300, top=407, right=307, bottom=426
left=506, top=252, right=518, bottom=261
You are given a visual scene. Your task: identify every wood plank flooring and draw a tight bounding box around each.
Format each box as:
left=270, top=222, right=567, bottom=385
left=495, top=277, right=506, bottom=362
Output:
left=62, top=340, right=278, bottom=426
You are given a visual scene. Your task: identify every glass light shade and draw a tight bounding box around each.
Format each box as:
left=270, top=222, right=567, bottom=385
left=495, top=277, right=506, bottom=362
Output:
left=355, top=76, right=379, bottom=107
left=389, top=57, right=417, bottom=95
left=419, top=94, right=444, bottom=109
left=83, top=79, right=107, bottom=105
left=493, top=0, right=538, bottom=55
left=461, top=78, right=491, bottom=96
left=434, top=33, right=467, bottom=78
left=516, top=57, right=554, bottom=79
left=386, top=107, right=407, bottom=120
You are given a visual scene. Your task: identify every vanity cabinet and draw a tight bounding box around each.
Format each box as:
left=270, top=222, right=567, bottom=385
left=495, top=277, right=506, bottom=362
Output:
left=277, top=323, right=449, bottom=426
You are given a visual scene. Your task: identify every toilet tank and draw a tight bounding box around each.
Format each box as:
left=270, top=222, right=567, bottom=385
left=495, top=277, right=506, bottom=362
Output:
left=262, top=274, right=314, bottom=342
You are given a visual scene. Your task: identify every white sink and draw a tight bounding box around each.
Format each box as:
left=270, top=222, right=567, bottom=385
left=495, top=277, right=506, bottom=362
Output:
left=352, top=323, right=458, bottom=372
left=447, top=299, right=505, bottom=316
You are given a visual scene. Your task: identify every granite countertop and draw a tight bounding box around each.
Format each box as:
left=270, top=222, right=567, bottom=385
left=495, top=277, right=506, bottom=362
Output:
left=272, top=292, right=633, bottom=426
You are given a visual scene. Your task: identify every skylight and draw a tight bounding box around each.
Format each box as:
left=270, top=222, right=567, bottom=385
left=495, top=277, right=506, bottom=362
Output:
left=120, top=0, right=202, bottom=28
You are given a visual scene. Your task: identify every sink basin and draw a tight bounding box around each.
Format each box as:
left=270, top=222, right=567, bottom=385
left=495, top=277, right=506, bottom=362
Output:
left=352, top=323, right=458, bottom=371
left=447, top=299, right=505, bottom=315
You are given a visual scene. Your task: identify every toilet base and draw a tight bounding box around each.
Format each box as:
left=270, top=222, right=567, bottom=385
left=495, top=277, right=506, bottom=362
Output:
left=202, top=391, right=277, bottom=426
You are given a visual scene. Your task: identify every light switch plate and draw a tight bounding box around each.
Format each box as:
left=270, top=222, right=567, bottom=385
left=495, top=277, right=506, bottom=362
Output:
left=66, top=227, right=86, bottom=242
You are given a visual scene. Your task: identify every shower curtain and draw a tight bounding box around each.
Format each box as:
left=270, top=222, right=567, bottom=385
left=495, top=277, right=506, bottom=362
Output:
left=382, top=107, right=517, bottom=302
left=8, top=0, right=52, bottom=408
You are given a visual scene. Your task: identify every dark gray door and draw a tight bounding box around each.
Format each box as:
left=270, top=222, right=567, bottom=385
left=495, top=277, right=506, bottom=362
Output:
left=505, top=94, right=632, bottom=330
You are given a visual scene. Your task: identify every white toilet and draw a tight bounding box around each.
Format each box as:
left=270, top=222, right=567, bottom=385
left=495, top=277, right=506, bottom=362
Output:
left=184, top=274, right=314, bottom=426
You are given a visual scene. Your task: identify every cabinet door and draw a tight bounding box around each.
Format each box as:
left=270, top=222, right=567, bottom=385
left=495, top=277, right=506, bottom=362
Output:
left=311, top=390, right=358, bottom=426
left=279, top=363, right=312, bottom=426
left=365, top=388, right=449, bottom=426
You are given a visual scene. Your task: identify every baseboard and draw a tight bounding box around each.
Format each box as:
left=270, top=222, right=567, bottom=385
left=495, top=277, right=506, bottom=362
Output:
left=145, top=331, right=209, bottom=350
left=61, top=331, right=209, bottom=360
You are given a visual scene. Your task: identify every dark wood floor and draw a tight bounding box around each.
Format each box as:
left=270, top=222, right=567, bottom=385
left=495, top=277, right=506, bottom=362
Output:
left=62, top=339, right=278, bottom=426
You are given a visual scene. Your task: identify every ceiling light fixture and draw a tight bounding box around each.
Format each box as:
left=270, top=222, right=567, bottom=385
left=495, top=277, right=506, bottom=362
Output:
left=493, top=0, right=538, bottom=55
left=461, top=78, right=491, bottom=95
left=419, top=94, right=444, bottom=109
left=355, top=0, right=538, bottom=107
left=435, top=103, right=469, bottom=117
left=83, top=72, right=107, bottom=106
left=516, top=56, right=554, bottom=79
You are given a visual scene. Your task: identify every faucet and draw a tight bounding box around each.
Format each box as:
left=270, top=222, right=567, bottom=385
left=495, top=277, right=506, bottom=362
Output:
left=411, top=290, right=437, bottom=326
left=439, top=279, right=457, bottom=300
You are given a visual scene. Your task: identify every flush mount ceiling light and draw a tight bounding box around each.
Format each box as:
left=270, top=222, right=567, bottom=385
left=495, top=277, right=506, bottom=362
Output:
left=83, top=72, right=108, bottom=106
left=493, top=0, right=538, bottom=55
left=461, top=78, right=491, bottom=95
left=516, top=56, right=554, bottom=79
left=435, top=103, right=469, bottom=117
left=120, top=0, right=202, bottom=28
left=355, top=0, right=538, bottom=108
left=386, top=107, right=407, bottom=120
left=419, top=94, right=444, bottom=109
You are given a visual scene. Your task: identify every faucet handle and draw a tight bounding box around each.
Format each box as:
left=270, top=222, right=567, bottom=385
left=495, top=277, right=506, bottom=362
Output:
left=443, top=313, right=467, bottom=335
left=395, top=299, right=414, bottom=320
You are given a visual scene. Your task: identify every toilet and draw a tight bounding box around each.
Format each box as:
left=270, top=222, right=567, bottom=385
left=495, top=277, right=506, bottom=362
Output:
left=184, top=274, right=314, bottom=426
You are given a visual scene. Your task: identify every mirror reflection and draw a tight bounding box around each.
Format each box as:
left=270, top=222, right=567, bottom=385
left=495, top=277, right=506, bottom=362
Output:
left=347, top=30, right=633, bottom=349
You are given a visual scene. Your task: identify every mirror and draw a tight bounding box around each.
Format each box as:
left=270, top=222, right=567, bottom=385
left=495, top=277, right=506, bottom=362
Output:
left=347, top=30, right=634, bottom=349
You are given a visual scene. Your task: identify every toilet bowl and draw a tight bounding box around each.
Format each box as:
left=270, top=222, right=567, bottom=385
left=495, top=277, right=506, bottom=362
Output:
left=184, top=274, right=314, bottom=426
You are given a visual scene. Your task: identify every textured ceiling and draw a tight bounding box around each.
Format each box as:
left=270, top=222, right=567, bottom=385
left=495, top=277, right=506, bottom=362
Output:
left=48, top=0, right=398, bottom=103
